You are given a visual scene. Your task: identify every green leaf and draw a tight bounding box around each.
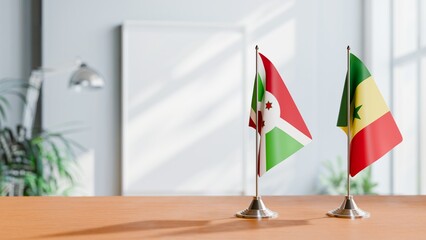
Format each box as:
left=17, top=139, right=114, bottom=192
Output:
left=0, top=105, right=6, bottom=122
left=0, top=96, right=11, bottom=108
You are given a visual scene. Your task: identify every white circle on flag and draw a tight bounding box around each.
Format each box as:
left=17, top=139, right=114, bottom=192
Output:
left=261, top=91, right=281, bottom=134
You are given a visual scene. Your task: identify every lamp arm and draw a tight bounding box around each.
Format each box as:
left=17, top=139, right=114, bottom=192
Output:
left=21, top=59, right=103, bottom=136
left=21, top=72, right=42, bottom=137
left=35, top=59, right=82, bottom=77
left=21, top=59, right=80, bottom=137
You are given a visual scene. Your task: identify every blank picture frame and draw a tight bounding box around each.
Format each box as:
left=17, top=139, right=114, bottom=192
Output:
left=121, top=21, right=248, bottom=195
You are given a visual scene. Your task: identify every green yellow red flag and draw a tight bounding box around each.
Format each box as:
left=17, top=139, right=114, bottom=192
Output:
left=337, top=53, right=403, bottom=176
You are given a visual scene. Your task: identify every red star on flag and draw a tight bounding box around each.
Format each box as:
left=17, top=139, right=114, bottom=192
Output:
left=266, top=101, right=272, bottom=110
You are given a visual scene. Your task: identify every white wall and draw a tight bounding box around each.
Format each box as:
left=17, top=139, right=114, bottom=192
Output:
left=365, top=0, right=426, bottom=195
left=42, top=0, right=363, bottom=195
left=0, top=0, right=32, bottom=127
left=364, top=0, right=393, bottom=194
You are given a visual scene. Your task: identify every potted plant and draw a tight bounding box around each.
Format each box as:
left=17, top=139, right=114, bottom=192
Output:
left=318, top=156, right=378, bottom=195
left=0, top=79, right=80, bottom=196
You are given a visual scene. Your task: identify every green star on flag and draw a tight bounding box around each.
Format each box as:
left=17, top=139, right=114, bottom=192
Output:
left=353, top=105, right=362, bottom=121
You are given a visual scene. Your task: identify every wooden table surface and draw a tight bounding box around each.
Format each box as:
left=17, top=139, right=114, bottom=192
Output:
left=1, top=196, right=425, bottom=240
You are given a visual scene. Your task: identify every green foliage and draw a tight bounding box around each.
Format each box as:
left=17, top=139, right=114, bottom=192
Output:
left=319, top=156, right=378, bottom=195
left=0, top=78, right=81, bottom=196
left=0, top=124, right=82, bottom=196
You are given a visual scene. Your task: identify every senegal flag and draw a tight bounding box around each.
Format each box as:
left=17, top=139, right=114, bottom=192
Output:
left=249, top=52, right=312, bottom=176
left=337, top=53, right=402, bottom=177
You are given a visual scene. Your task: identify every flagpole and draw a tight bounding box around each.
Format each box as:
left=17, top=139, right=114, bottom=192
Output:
left=236, top=45, right=277, bottom=219
left=326, top=46, right=369, bottom=219
left=255, top=45, right=259, bottom=198
left=346, top=45, right=351, bottom=198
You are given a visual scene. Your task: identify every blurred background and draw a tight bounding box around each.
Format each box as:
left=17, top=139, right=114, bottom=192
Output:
left=0, top=0, right=424, bottom=196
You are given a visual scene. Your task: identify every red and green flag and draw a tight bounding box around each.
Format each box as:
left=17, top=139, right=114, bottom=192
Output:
left=337, top=53, right=403, bottom=176
left=249, top=52, right=312, bottom=176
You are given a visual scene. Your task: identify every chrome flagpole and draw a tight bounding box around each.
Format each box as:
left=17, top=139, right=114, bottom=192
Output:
left=327, top=46, right=369, bottom=219
left=256, top=44, right=259, bottom=199
left=236, top=45, right=277, bottom=219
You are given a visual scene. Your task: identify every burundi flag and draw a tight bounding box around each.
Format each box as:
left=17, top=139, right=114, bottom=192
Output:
left=249, top=52, right=312, bottom=176
left=337, top=53, right=402, bottom=177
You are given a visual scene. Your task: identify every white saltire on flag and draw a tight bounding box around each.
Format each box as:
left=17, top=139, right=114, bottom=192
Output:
left=249, top=52, right=312, bottom=176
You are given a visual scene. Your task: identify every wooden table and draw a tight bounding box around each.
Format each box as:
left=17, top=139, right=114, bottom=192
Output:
left=1, top=196, right=425, bottom=239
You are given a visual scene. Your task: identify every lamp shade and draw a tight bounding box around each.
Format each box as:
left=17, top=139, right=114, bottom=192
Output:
left=69, top=63, right=104, bottom=90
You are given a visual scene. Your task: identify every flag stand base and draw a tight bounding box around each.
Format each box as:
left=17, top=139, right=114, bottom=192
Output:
left=236, top=196, right=278, bottom=219
left=327, top=195, right=370, bottom=219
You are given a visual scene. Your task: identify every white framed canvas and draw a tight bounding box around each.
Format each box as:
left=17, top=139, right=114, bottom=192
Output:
left=121, top=21, right=249, bottom=195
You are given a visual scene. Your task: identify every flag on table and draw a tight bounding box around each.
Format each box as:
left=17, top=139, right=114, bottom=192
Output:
left=249, top=52, right=312, bottom=176
left=337, top=53, right=402, bottom=177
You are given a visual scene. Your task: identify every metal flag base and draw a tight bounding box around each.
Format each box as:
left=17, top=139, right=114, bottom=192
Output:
left=327, top=195, right=370, bottom=219
left=236, top=196, right=278, bottom=219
